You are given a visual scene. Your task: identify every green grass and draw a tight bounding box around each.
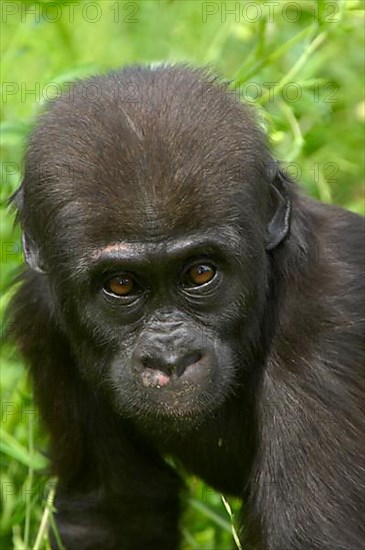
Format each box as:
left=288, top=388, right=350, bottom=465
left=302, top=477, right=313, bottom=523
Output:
left=1, top=1, right=364, bottom=548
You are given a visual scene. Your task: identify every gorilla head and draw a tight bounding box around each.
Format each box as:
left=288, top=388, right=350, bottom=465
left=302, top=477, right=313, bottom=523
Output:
left=18, top=66, right=289, bottom=428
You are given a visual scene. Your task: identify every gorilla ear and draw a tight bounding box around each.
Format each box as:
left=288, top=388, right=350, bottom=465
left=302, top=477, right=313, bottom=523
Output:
left=9, top=186, right=46, bottom=273
left=22, top=232, right=46, bottom=273
left=265, top=170, right=292, bottom=251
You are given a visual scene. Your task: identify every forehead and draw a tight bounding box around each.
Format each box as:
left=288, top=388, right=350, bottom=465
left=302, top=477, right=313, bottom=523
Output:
left=49, top=157, right=257, bottom=250
left=25, top=66, right=269, bottom=245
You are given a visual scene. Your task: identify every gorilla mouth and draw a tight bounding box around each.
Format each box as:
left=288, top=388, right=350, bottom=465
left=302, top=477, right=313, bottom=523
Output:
left=134, top=372, right=228, bottom=423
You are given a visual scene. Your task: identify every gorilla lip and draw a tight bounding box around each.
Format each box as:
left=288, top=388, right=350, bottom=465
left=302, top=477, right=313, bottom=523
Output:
left=141, top=368, right=170, bottom=388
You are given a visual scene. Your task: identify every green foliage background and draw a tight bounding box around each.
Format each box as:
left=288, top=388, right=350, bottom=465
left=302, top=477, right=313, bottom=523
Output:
left=1, top=1, right=364, bottom=548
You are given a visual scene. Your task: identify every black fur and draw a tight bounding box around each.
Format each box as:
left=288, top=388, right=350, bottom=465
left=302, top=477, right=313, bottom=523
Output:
left=8, top=65, right=364, bottom=549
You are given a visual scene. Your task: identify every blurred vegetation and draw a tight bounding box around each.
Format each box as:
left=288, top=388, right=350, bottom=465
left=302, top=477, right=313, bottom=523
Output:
left=1, top=0, right=364, bottom=548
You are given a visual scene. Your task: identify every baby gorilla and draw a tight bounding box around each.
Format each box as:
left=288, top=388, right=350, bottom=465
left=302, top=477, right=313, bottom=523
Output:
left=9, top=65, right=364, bottom=549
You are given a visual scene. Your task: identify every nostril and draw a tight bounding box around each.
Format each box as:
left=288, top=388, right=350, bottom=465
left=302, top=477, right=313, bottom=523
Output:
left=133, top=354, right=156, bottom=374
left=139, top=355, right=163, bottom=373
left=175, top=351, right=203, bottom=377
left=140, top=356, right=150, bottom=368
left=185, top=351, right=203, bottom=367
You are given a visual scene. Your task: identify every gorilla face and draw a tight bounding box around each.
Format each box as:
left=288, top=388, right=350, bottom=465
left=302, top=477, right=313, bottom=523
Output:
left=58, top=221, right=268, bottom=427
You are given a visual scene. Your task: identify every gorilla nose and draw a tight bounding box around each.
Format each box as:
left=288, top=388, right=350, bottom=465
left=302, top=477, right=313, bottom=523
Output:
left=136, top=350, right=203, bottom=379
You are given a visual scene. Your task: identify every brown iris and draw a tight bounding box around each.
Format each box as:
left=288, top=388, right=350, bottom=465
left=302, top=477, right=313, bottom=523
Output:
left=186, top=264, right=215, bottom=287
left=104, top=274, right=135, bottom=296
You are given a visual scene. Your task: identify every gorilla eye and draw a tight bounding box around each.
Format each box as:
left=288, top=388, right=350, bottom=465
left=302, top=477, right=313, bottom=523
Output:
left=103, top=274, right=135, bottom=297
left=184, top=263, right=216, bottom=287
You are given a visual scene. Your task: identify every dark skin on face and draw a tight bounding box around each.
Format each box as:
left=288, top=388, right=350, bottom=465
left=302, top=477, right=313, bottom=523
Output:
left=8, top=65, right=364, bottom=550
